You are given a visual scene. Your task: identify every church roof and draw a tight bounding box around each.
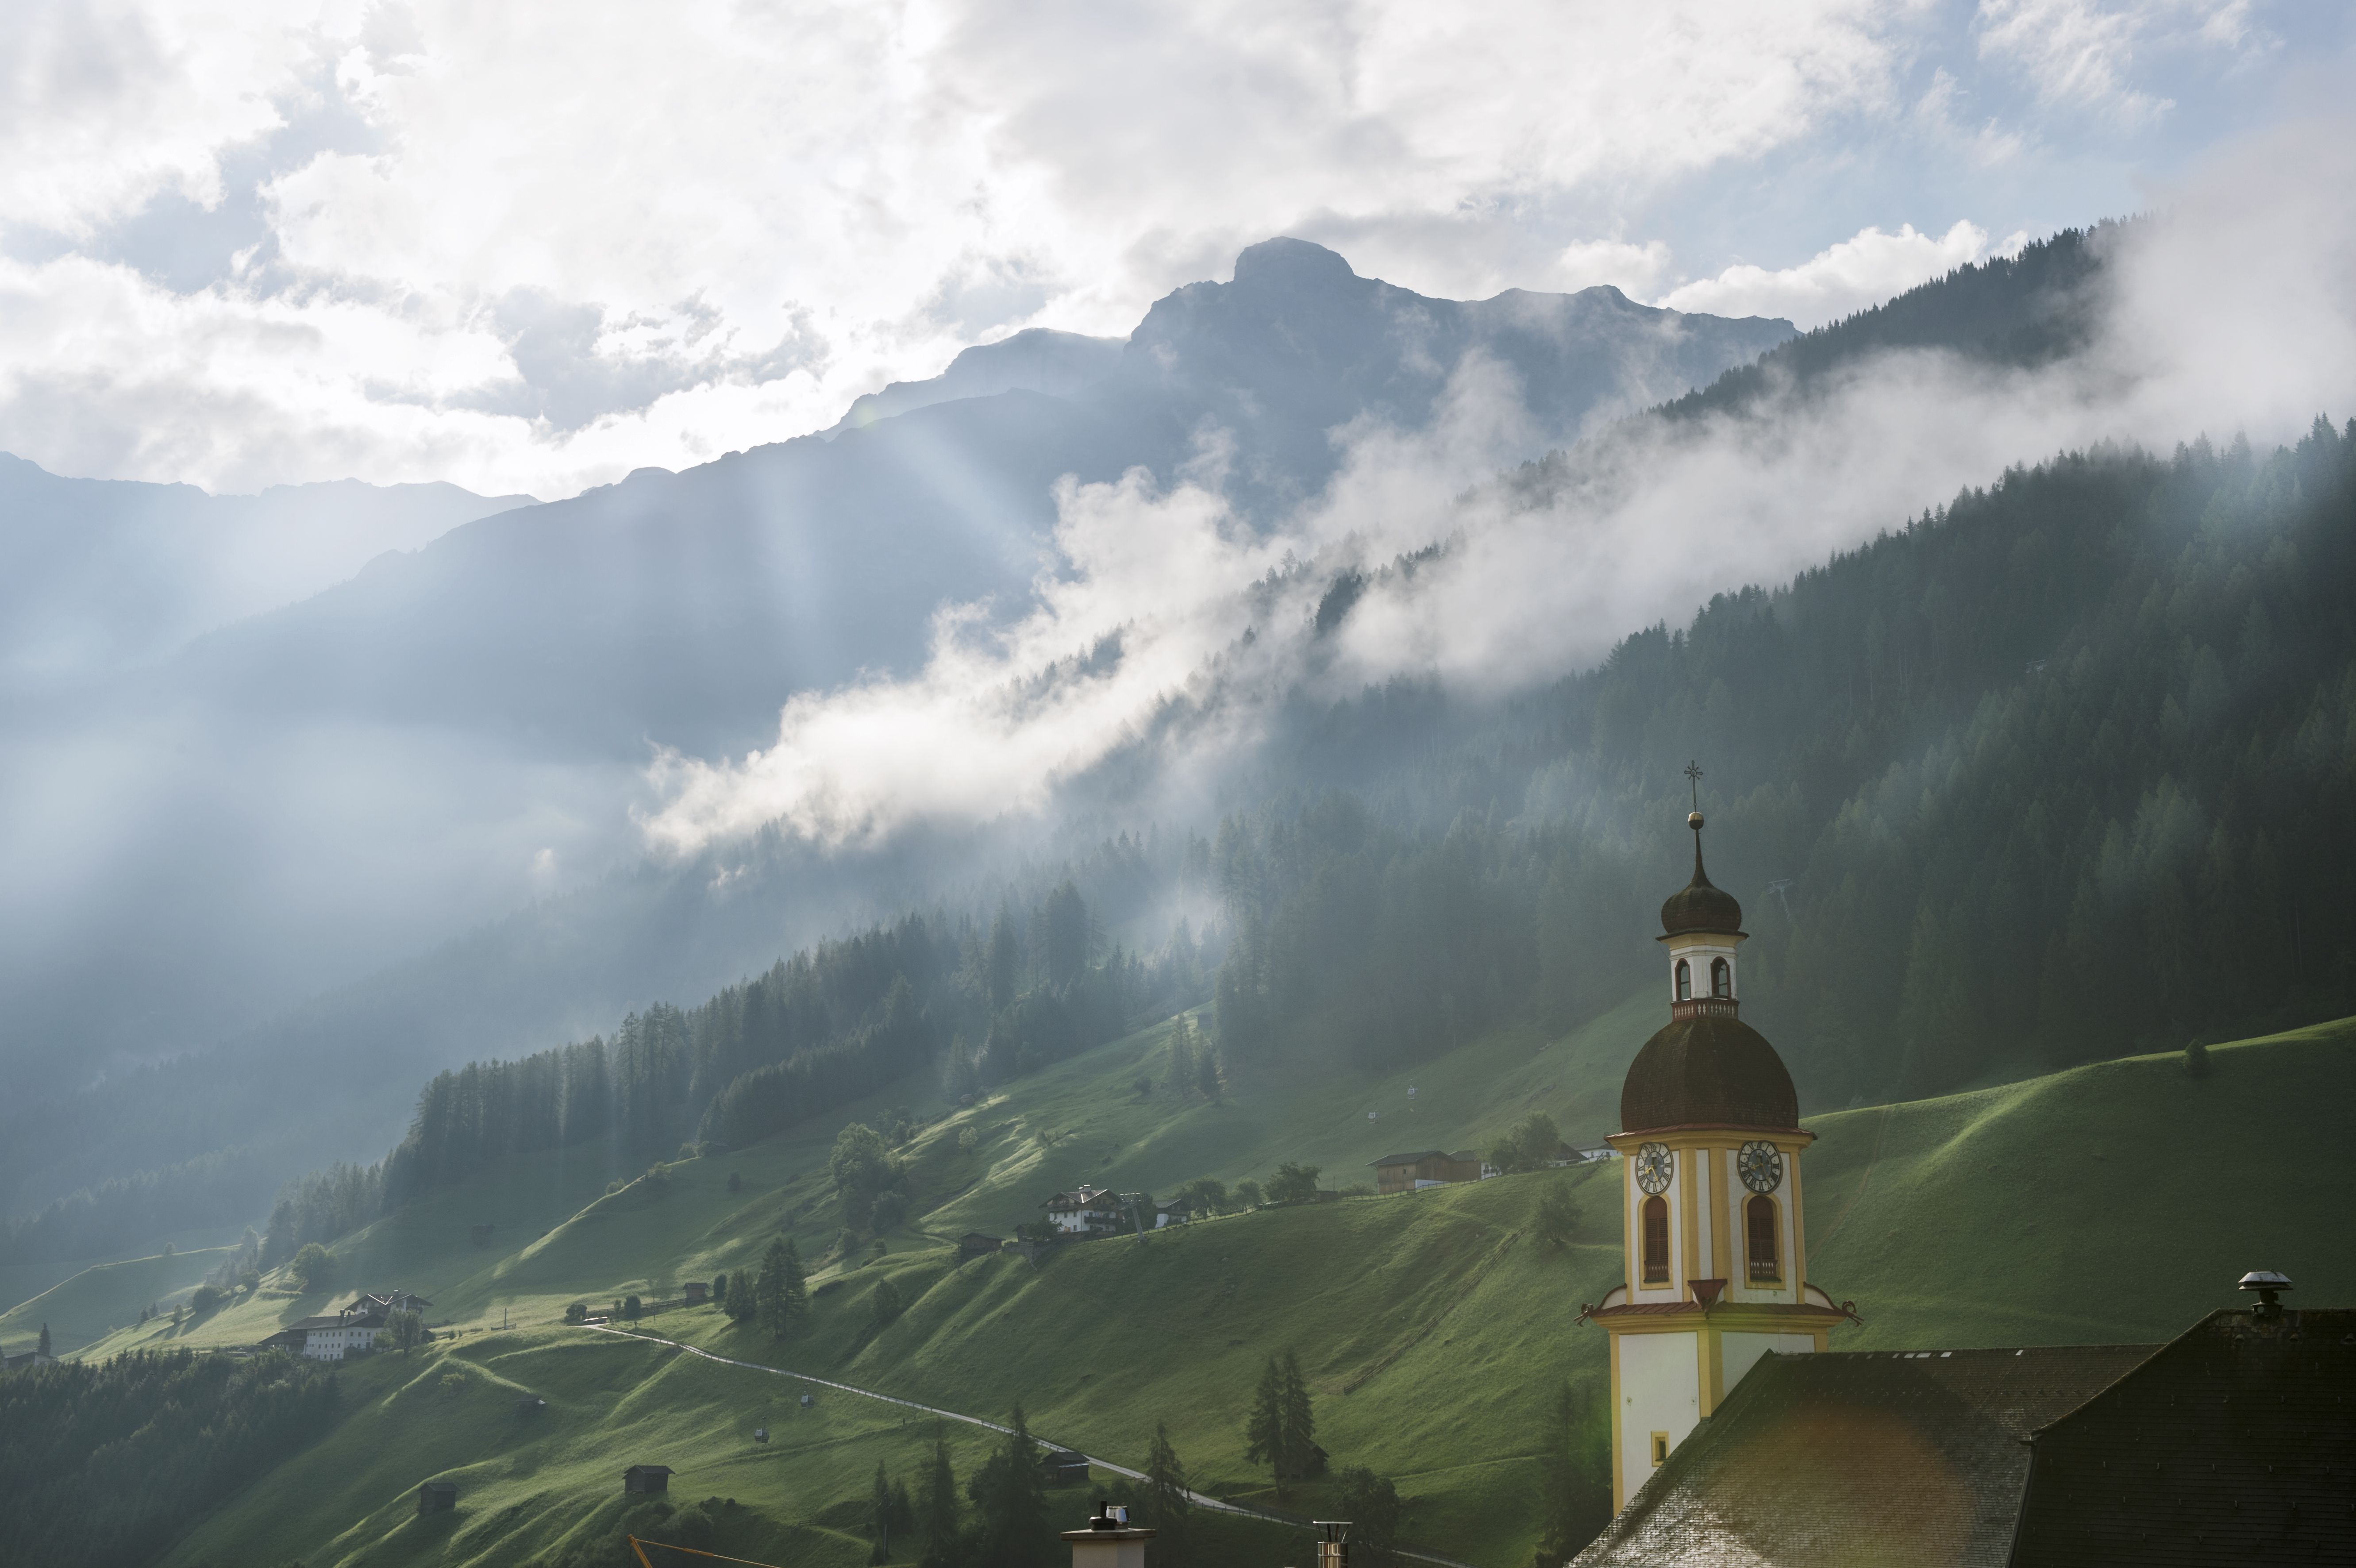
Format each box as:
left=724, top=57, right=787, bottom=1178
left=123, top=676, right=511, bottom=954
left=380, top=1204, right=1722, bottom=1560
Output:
left=1659, top=819, right=1743, bottom=936
left=1621, top=1013, right=1800, bottom=1133
left=2010, top=1306, right=2356, bottom=1566
left=1573, top=1344, right=2157, bottom=1568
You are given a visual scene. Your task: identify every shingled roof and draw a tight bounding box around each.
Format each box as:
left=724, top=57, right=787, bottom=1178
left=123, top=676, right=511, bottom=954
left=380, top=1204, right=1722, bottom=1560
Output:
left=2011, top=1306, right=2356, bottom=1566
left=1572, top=1344, right=2157, bottom=1568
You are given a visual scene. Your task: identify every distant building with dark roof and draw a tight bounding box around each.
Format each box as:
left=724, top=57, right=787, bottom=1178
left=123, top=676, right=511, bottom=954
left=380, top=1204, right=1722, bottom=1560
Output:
left=1038, top=1449, right=1090, bottom=1487
left=416, top=1480, right=458, bottom=1514
left=1041, top=1186, right=1125, bottom=1236
left=1369, top=1150, right=1484, bottom=1194
left=624, top=1464, right=674, bottom=1494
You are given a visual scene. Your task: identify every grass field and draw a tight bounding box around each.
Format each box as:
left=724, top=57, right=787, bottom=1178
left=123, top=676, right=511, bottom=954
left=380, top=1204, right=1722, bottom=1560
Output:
left=0, top=1244, right=235, bottom=1356
left=70, top=1008, right=2356, bottom=1568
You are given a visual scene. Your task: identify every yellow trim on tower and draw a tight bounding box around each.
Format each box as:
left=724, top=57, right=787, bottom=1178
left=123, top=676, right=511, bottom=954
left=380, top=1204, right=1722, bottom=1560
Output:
left=1607, top=1328, right=1626, bottom=1512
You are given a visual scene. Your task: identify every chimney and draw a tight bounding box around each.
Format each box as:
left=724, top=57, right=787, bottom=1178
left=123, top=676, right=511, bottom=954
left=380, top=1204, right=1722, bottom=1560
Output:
left=1062, top=1500, right=1154, bottom=1568
left=1316, top=1520, right=1351, bottom=1568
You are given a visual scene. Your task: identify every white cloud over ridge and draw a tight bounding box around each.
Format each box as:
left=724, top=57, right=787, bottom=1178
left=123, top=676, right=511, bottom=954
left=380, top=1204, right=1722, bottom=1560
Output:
left=640, top=113, right=2356, bottom=856
left=0, top=0, right=2292, bottom=498
left=1658, top=221, right=2026, bottom=329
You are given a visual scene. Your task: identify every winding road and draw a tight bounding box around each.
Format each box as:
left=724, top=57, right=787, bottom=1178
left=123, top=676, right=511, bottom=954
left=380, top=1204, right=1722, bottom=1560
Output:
left=582, top=1324, right=1478, bottom=1568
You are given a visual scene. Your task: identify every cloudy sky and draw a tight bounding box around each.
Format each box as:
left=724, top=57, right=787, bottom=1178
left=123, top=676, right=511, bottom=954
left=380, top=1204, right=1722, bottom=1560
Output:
left=0, top=0, right=2342, bottom=500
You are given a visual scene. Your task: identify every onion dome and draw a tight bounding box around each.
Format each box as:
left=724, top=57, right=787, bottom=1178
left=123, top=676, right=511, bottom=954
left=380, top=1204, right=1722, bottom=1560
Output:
left=1660, top=811, right=1744, bottom=936
left=1621, top=1013, right=1801, bottom=1133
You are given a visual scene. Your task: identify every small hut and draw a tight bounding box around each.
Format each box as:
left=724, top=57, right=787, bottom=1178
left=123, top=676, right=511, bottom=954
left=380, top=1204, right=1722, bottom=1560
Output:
left=417, top=1481, right=458, bottom=1514
left=682, top=1280, right=710, bottom=1304
left=1037, top=1449, right=1089, bottom=1487
left=624, top=1464, right=675, bottom=1495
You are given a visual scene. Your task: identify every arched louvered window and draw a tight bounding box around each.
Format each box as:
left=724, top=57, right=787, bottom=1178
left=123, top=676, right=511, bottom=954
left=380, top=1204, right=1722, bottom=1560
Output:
left=1711, top=958, right=1732, bottom=998
left=1641, top=1196, right=1671, bottom=1283
left=1747, top=1195, right=1780, bottom=1282
left=1674, top=959, right=1691, bottom=1002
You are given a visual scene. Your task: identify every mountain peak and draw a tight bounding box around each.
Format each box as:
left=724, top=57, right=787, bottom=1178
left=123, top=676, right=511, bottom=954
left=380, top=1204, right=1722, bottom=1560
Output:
left=1231, top=236, right=1359, bottom=289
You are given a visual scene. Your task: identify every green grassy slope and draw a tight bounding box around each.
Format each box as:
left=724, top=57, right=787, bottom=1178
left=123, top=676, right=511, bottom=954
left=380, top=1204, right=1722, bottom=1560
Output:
left=108, top=993, right=1663, bottom=1359
left=100, top=1012, right=2356, bottom=1568
left=0, top=1245, right=233, bottom=1355
left=1800, top=1015, right=2356, bottom=1347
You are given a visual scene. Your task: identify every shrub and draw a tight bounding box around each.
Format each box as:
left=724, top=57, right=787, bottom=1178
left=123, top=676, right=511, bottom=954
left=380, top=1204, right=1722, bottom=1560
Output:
left=1536, top=1182, right=1579, bottom=1250
left=288, top=1243, right=333, bottom=1293
left=623, top=1294, right=643, bottom=1320
left=189, top=1284, right=224, bottom=1315
left=564, top=1302, right=588, bottom=1324
left=1491, top=1111, right=1564, bottom=1174
left=1266, top=1163, right=1322, bottom=1204
left=869, top=1278, right=905, bottom=1330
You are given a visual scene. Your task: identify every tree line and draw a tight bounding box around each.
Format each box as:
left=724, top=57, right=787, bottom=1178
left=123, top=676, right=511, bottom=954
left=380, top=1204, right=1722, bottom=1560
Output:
left=221, top=876, right=1213, bottom=1261
left=1207, top=418, right=2356, bottom=1108
left=0, top=1348, right=339, bottom=1568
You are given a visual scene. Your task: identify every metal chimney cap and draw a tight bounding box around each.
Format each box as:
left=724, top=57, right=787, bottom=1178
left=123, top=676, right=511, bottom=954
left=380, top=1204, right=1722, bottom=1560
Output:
left=2237, top=1270, right=2294, bottom=1291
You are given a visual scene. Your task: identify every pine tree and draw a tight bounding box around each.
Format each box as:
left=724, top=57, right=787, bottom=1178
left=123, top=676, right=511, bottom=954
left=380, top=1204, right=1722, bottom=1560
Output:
left=37, top=1322, right=52, bottom=1358
left=1530, top=1380, right=1611, bottom=1564
left=969, top=1404, right=1052, bottom=1568
left=1141, top=1421, right=1192, bottom=1564
left=1244, top=1352, right=1314, bottom=1495
left=756, top=1236, right=808, bottom=1337
left=918, top=1425, right=961, bottom=1568
left=725, top=1268, right=755, bottom=1323
left=871, top=1458, right=897, bottom=1563
left=1280, top=1349, right=1317, bottom=1476
left=1163, top=1020, right=1196, bottom=1099
left=1194, top=1043, right=1221, bottom=1101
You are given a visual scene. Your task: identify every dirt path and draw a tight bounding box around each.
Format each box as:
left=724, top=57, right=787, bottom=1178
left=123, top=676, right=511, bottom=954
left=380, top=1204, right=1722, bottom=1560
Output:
left=583, top=1324, right=1478, bottom=1568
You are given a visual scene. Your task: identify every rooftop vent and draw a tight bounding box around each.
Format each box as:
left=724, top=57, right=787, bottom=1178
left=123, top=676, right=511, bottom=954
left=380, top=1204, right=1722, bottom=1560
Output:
left=2237, top=1269, right=2294, bottom=1318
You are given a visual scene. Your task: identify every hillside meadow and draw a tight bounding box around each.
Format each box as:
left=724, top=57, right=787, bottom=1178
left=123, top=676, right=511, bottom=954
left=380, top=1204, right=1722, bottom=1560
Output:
left=50, top=1008, right=2345, bottom=1567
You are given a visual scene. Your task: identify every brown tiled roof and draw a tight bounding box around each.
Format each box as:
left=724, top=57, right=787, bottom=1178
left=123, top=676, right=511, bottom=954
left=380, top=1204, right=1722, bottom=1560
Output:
left=1621, top=1013, right=1800, bottom=1134
left=1572, top=1344, right=2156, bottom=1568
left=2011, top=1306, right=2356, bottom=1566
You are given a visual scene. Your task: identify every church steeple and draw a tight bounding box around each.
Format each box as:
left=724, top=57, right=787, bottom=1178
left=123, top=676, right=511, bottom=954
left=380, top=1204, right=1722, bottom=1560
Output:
left=1581, top=773, right=1856, bottom=1514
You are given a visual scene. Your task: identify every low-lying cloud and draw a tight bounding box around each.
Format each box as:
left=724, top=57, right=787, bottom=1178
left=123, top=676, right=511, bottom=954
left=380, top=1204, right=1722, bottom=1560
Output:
left=642, top=112, right=2356, bottom=858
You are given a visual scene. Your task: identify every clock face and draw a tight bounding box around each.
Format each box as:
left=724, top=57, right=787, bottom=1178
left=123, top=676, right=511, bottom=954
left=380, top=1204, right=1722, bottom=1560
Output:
left=1635, top=1142, right=1673, bottom=1195
left=1738, top=1140, right=1785, bottom=1194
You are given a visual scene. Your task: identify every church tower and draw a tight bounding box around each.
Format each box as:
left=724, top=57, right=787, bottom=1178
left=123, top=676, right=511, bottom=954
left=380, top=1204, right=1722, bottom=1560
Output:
left=1582, top=776, right=1855, bottom=1513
